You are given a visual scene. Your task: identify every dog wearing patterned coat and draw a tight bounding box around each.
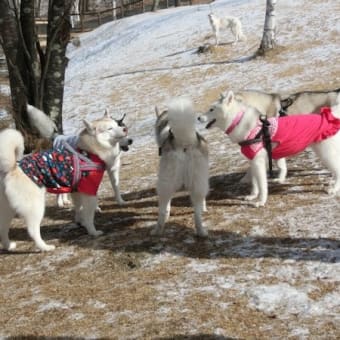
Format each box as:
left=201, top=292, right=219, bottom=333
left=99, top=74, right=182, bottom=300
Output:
left=0, top=111, right=128, bottom=251
left=199, top=91, right=340, bottom=207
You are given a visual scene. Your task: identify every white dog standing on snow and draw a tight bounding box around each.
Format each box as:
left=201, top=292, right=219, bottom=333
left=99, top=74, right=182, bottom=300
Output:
left=208, top=13, right=246, bottom=45
left=199, top=91, right=340, bottom=207
left=152, top=98, right=209, bottom=237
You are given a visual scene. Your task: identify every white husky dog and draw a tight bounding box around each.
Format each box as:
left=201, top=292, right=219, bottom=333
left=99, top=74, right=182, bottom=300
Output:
left=0, top=112, right=128, bottom=251
left=208, top=13, right=246, bottom=45
left=152, top=98, right=209, bottom=237
left=26, top=104, right=132, bottom=208
left=199, top=91, right=340, bottom=207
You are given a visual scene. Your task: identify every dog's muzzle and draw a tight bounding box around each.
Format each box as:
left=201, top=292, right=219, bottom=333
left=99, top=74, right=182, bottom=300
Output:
left=205, top=119, right=216, bottom=129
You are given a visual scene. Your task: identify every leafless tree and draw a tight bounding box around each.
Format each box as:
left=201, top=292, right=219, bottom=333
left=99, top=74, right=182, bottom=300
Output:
left=257, top=0, right=277, bottom=55
left=0, top=0, right=73, bottom=151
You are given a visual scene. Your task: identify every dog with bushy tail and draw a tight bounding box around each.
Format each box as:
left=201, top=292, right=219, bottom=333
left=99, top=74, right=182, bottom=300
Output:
left=153, top=97, right=209, bottom=237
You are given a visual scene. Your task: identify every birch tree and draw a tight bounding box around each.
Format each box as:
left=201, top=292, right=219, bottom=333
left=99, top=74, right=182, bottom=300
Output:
left=0, top=0, right=72, bottom=151
left=257, top=0, right=277, bottom=55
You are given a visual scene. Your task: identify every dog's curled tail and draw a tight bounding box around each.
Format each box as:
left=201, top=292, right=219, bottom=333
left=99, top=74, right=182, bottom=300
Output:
left=0, top=129, right=24, bottom=175
left=167, top=97, right=197, bottom=145
left=27, top=104, right=57, bottom=139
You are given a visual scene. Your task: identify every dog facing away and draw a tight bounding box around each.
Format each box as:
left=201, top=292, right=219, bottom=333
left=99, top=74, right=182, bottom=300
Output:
left=26, top=104, right=132, bottom=208
left=0, top=112, right=128, bottom=251
left=208, top=13, right=246, bottom=45
left=199, top=91, right=340, bottom=207
left=152, top=98, right=209, bottom=237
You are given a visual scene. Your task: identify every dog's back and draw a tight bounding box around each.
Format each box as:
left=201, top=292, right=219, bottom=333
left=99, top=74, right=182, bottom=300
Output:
left=235, top=90, right=281, bottom=117
left=280, top=89, right=340, bottom=115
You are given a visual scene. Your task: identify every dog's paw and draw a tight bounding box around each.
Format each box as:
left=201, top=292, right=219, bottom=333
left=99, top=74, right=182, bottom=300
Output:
left=40, top=244, right=56, bottom=252
left=327, top=186, right=339, bottom=196
left=4, top=241, right=17, bottom=251
left=95, top=205, right=102, bottom=213
left=91, top=230, right=104, bottom=237
left=272, top=177, right=286, bottom=184
left=253, top=201, right=265, bottom=208
left=196, top=228, right=209, bottom=238
left=117, top=199, right=127, bottom=206
left=245, top=194, right=257, bottom=201
left=150, top=226, right=163, bottom=236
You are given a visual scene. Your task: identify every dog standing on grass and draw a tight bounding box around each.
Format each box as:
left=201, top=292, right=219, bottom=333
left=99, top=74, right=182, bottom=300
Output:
left=208, top=13, right=246, bottom=45
left=0, top=112, right=129, bottom=251
left=152, top=98, right=209, bottom=237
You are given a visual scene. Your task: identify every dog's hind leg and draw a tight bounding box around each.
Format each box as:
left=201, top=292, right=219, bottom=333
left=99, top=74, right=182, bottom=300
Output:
left=313, top=135, right=340, bottom=195
left=0, top=191, right=16, bottom=250
left=152, top=195, right=172, bottom=236
left=274, top=158, right=287, bottom=184
left=24, top=203, right=55, bottom=251
left=191, top=194, right=208, bottom=238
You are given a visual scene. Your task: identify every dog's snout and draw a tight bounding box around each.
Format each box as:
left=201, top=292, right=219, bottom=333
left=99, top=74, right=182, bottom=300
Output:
left=198, top=115, right=207, bottom=123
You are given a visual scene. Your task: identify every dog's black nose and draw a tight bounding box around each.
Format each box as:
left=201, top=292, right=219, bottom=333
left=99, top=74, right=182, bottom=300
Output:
left=127, top=138, right=133, bottom=145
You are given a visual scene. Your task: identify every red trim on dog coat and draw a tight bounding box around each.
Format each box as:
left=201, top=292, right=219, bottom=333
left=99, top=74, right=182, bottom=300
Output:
left=241, top=107, right=340, bottom=160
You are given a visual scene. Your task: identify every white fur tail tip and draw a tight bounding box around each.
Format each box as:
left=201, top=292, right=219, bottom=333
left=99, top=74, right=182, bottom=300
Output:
left=26, top=104, right=57, bottom=139
left=166, top=97, right=197, bottom=145
left=0, top=129, right=25, bottom=174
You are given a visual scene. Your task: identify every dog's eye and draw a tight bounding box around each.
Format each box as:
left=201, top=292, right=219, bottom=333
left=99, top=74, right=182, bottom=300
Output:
left=209, top=108, right=214, bottom=112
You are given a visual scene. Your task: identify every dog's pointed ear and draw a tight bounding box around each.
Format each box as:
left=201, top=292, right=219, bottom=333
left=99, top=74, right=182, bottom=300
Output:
left=222, top=91, right=234, bottom=105
left=116, top=113, right=126, bottom=126
left=103, top=108, right=110, bottom=119
left=220, top=92, right=227, bottom=102
left=83, top=119, right=96, bottom=135
left=155, top=106, right=160, bottom=117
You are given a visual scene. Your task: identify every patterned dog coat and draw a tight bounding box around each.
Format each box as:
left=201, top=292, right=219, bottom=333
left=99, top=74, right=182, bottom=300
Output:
left=240, top=107, right=340, bottom=160
left=19, top=147, right=106, bottom=196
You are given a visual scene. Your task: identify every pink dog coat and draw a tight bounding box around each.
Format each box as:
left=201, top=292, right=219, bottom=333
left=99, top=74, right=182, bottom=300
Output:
left=240, top=107, right=340, bottom=160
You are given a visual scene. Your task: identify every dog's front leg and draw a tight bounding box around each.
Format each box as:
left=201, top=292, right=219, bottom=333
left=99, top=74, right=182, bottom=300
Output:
left=251, top=152, right=268, bottom=207
left=73, top=193, right=103, bottom=236
left=107, top=162, right=126, bottom=205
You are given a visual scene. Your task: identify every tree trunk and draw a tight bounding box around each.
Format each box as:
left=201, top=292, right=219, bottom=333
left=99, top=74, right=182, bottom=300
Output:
left=42, top=0, right=72, bottom=133
left=152, top=0, right=160, bottom=11
left=0, top=0, right=29, bottom=133
left=0, top=0, right=72, bottom=151
left=258, top=0, right=277, bottom=55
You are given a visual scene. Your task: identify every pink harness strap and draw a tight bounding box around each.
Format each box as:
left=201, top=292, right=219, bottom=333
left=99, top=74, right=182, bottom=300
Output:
left=225, top=111, right=244, bottom=135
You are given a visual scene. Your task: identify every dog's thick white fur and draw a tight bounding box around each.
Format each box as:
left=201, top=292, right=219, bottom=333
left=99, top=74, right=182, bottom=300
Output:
left=208, top=13, right=246, bottom=45
left=0, top=113, right=128, bottom=251
left=26, top=104, right=132, bottom=208
left=200, top=91, right=340, bottom=207
left=152, top=98, right=209, bottom=237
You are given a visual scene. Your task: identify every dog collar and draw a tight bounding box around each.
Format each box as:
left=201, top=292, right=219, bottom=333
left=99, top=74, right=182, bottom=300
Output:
left=225, top=111, right=244, bottom=134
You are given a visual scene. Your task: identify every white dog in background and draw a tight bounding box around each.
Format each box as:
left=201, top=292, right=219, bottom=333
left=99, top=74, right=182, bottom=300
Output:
left=0, top=112, right=129, bottom=251
left=199, top=91, right=340, bottom=207
left=152, top=98, right=209, bottom=237
left=208, top=13, right=246, bottom=45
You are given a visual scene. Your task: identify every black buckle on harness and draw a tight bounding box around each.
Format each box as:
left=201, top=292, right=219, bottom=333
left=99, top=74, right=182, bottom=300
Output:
left=239, top=115, right=274, bottom=178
